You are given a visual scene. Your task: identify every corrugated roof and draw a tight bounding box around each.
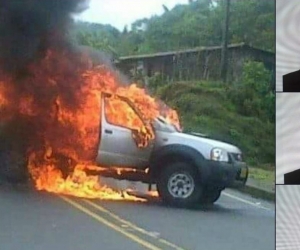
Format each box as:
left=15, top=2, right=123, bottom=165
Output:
left=118, top=43, right=274, bottom=61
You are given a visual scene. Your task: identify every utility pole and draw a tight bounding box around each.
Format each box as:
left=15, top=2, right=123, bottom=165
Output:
left=220, top=0, right=230, bottom=83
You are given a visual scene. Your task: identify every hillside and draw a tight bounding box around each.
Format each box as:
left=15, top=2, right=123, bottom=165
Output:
left=154, top=81, right=274, bottom=168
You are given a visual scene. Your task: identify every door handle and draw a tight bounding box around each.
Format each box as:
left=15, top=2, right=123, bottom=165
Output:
left=104, top=129, right=113, bottom=134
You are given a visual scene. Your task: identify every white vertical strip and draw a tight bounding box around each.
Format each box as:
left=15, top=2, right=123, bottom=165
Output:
left=276, top=0, right=300, bottom=91
left=276, top=93, right=300, bottom=183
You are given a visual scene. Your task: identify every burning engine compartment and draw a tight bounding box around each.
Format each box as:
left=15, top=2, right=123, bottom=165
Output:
left=0, top=0, right=180, bottom=200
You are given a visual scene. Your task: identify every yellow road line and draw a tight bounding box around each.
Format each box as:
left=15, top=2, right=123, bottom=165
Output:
left=61, top=196, right=162, bottom=250
left=84, top=199, right=186, bottom=250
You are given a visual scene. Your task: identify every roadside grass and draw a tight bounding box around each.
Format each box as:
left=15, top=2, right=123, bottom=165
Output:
left=249, top=166, right=274, bottom=184
left=243, top=166, right=275, bottom=199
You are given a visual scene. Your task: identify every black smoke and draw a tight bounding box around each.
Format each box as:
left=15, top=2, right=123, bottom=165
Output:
left=0, top=0, right=131, bottom=184
left=0, top=0, right=89, bottom=74
left=0, top=0, right=91, bottom=183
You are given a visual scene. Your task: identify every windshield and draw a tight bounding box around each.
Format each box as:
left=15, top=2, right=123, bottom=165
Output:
left=152, top=116, right=180, bottom=133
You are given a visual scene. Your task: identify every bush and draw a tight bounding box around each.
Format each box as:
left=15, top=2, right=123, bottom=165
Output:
left=226, top=61, right=274, bottom=122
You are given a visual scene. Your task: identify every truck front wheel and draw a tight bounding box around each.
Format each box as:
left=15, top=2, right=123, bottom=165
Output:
left=157, top=162, right=202, bottom=207
left=200, top=188, right=221, bottom=204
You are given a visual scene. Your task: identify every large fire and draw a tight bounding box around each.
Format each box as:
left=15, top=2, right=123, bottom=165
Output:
left=0, top=0, right=180, bottom=201
left=0, top=50, right=180, bottom=201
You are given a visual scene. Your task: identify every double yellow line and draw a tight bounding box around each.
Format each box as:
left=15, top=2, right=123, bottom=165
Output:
left=61, top=196, right=186, bottom=250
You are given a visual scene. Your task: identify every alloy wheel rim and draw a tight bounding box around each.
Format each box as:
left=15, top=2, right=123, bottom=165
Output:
left=167, top=172, right=195, bottom=198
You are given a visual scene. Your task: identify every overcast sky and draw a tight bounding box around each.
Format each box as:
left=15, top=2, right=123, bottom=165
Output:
left=76, top=0, right=188, bottom=30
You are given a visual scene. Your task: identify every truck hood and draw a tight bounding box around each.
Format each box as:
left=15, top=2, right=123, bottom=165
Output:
left=171, top=132, right=241, bottom=154
left=153, top=117, right=241, bottom=154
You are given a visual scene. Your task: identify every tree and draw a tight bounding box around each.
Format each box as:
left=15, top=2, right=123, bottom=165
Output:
left=74, top=0, right=274, bottom=55
left=162, top=4, right=169, bottom=12
left=220, top=0, right=230, bottom=83
left=75, top=22, right=121, bottom=56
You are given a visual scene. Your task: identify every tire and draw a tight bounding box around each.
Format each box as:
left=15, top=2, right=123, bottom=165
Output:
left=200, top=188, right=221, bottom=204
left=0, top=119, right=31, bottom=183
left=53, top=153, right=77, bottom=179
left=0, top=149, right=28, bottom=183
left=157, top=162, right=202, bottom=208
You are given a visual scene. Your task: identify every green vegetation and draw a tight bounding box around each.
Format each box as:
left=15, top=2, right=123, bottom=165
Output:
left=74, top=0, right=274, bottom=56
left=248, top=167, right=274, bottom=183
left=147, top=62, right=274, bottom=168
left=75, top=23, right=120, bottom=57
left=247, top=167, right=274, bottom=198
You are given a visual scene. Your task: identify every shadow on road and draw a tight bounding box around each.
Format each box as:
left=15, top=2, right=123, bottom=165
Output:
left=0, top=181, right=241, bottom=215
left=94, top=192, right=241, bottom=215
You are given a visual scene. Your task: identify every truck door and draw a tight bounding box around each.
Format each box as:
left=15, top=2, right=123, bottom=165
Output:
left=96, top=94, right=154, bottom=169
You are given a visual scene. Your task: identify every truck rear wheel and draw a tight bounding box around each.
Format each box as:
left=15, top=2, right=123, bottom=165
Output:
left=0, top=149, right=28, bottom=183
left=157, top=162, right=202, bottom=207
left=53, top=154, right=77, bottom=179
left=0, top=118, right=31, bottom=184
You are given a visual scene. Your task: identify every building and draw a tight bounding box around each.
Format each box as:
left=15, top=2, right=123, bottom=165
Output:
left=115, top=43, right=275, bottom=85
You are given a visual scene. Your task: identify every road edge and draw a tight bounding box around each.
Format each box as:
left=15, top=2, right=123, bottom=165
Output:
left=234, top=183, right=275, bottom=202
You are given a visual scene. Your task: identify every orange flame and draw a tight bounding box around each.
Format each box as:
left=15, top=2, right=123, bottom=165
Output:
left=28, top=150, right=147, bottom=201
left=0, top=50, right=181, bottom=201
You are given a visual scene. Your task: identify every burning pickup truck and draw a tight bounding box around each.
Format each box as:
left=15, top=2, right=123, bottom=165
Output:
left=0, top=68, right=248, bottom=209
left=91, top=92, right=249, bottom=206
left=33, top=91, right=246, bottom=207
left=0, top=88, right=248, bottom=207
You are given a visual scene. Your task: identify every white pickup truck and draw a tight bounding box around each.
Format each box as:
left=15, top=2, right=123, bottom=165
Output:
left=0, top=92, right=248, bottom=207
left=93, top=93, right=248, bottom=207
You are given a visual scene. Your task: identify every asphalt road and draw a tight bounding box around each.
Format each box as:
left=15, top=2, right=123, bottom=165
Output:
left=0, top=182, right=274, bottom=250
